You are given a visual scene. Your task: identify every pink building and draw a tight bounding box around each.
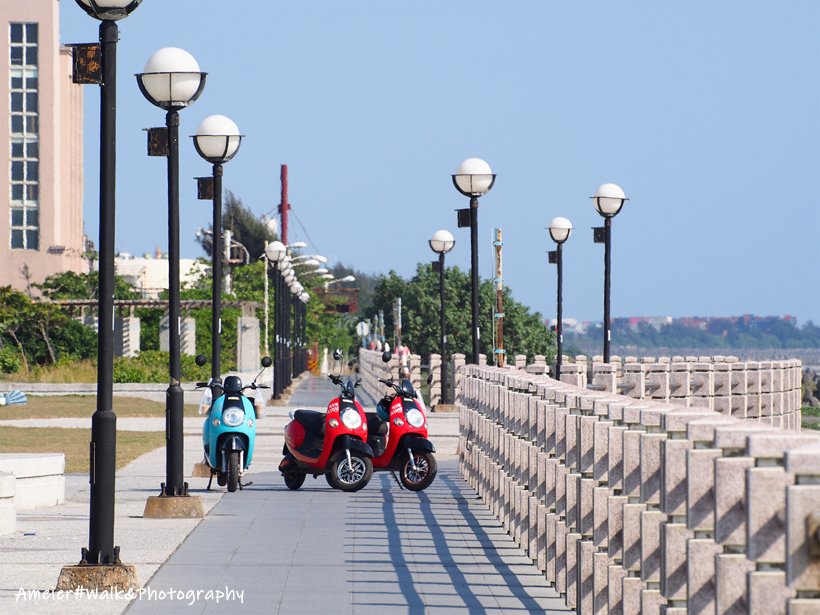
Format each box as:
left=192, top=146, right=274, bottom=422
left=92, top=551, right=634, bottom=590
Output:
left=0, top=0, right=85, bottom=290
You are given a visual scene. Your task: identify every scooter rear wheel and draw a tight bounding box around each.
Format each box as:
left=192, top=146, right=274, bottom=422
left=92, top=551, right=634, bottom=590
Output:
left=284, top=471, right=306, bottom=490
left=327, top=452, right=372, bottom=492
left=400, top=451, right=437, bottom=492
left=227, top=451, right=240, bottom=493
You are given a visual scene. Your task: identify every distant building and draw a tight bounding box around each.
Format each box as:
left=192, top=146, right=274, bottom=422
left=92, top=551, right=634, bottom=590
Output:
left=319, top=287, right=359, bottom=313
left=114, top=253, right=209, bottom=299
left=0, top=0, right=86, bottom=289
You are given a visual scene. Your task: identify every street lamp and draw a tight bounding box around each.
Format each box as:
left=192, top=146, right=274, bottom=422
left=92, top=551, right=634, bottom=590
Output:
left=292, top=254, right=327, bottom=264
left=452, top=157, right=495, bottom=364
left=591, top=183, right=627, bottom=364
left=548, top=217, right=573, bottom=380
left=324, top=275, right=355, bottom=289
left=61, top=0, right=141, bottom=586
left=193, top=115, right=243, bottom=382
left=429, top=229, right=455, bottom=404
left=264, top=241, right=287, bottom=398
left=136, top=47, right=205, bottom=511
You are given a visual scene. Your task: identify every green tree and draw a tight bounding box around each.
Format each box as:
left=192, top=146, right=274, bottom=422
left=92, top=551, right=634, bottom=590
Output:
left=0, top=286, right=97, bottom=371
left=36, top=270, right=140, bottom=300
left=365, top=264, right=554, bottom=363
left=196, top=191, right=278, bottom=261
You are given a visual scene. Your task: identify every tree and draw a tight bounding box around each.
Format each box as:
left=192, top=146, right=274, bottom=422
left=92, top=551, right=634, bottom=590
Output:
left=36, top=270, right=140, bottom=300
left=0, top=286, right=97, bottom=371
left=196, top=191, right=278, bottom=261
left=365, top=264, right=555, bottom=362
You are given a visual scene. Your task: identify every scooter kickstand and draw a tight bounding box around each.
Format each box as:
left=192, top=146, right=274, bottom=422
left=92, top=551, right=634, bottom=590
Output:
left=390, top=471, right=405, bottom=490
left=239, top=479, right=253, bottom=490
left=206, top=472, right=214, bottom=491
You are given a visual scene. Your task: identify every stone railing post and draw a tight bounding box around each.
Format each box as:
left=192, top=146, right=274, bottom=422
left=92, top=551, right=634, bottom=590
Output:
left=429, top=353, right=442, bottom=408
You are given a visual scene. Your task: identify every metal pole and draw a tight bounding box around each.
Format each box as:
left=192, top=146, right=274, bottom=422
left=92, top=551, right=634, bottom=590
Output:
left=87, top=18, right=118, bottom=565
left=603, top=216, right=612, bottom=364
left=263, top=245, right=269, bottom=354
left=469, top=196, right=480, bottom=364
left=556, top=242, right=563, bottom=381
left=439, top=252, right=449, bottom=404
left=211, top=164, right=223, bottom=382
left=273, top=265, right=282, bottom=398
left=286, top=296, right=293, bottom=385
left=494, top=227, right=504, bottom=367
left=164, top=109, right=185, bottom=497
left=280, top=164, right=289, bottom=245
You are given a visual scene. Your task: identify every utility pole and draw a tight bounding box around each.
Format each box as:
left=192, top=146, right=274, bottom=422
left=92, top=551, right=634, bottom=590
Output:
left=393, top=298, right=402, bottom=351
left=493, top=228, right=505, bottom=367
left=223, top=228, right=232, bottom=295
left=279, top=164, right=290, bottom=245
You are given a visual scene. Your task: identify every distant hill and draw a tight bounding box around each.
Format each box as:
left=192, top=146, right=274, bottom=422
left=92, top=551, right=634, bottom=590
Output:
left=563, top=315, right=820, bottom=363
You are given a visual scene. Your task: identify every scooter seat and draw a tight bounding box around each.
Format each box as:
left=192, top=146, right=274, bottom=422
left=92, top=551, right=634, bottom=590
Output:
left=294, top=409, right=325, bottom=436
left=365, top=412, right=388, bottom=436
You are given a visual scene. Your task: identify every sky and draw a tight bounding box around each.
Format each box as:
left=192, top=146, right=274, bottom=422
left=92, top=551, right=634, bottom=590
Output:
left=59, top=0, right=820, bottom=325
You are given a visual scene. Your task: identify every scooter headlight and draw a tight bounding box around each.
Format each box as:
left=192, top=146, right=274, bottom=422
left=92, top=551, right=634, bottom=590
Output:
left=406, top=408, right=424, bottom=428
left=222, top=407, right=245, bottom=427
left=341, top=408, right=362, bottom=430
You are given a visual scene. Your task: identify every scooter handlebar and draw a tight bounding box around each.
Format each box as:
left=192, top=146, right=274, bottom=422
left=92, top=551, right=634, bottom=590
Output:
left=195, top=382, right=209, bottom=388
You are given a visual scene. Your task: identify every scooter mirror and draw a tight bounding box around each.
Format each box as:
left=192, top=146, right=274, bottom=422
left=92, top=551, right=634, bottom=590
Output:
left=261, top=356, right=272, bottom=368
left=381, top=351, right=392, bottom=363
left=333, top=349, right=343, bottom=360
left=195, top=354, right=207, bottom=367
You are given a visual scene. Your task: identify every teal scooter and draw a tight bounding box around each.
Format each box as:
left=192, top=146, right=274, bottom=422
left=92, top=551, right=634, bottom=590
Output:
left=194, top=354, right=271, bottom=492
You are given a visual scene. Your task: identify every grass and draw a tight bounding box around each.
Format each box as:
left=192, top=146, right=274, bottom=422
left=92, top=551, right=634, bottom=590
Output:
left=1, top=360, right=98, bottom=383
left=801, top=406, right=820, bottom=417
left=0, top=395, right=200, bottom=419
left=0, top=427, right=165, bottom=473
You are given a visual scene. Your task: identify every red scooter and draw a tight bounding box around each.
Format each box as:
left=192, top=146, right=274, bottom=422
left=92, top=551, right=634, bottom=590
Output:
left=366, top=351, right=437, bottom=491
left=280, top=362, right=374, bottom=492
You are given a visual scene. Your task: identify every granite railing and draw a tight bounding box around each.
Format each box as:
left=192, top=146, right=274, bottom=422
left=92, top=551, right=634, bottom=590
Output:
left=559, top=355, right=803, bottom=430
left=358, top=349, right=421, bottom=403
left=458, top=365, right=820, bottom=614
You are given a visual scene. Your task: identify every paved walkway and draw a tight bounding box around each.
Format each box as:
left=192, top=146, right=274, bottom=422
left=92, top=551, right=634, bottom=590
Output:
left=0, top=376, right=570, bottom=614
left=125, top=463, right=569, bottom=615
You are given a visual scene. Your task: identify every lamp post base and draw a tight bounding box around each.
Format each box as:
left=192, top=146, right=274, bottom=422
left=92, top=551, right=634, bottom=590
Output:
left=142, top=494, right=204, bottom=519
left=432, top=403, right=457, bottom=413
left=191, top=461, right=211, bottom=478
left=56, top=563, right=139, bottom=592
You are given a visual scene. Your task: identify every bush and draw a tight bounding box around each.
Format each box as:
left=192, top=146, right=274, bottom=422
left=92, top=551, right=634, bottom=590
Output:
left=0, top=346, right=21, bottom=374
left=113, top=351, right=209, bottom=383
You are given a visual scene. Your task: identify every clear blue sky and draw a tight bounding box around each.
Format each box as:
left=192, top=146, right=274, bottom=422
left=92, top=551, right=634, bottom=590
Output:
left=60, top=0, right=820, bottom=324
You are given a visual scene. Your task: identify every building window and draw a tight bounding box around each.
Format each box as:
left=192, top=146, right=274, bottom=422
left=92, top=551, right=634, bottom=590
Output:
left=9, top=22, right=39, bottom=250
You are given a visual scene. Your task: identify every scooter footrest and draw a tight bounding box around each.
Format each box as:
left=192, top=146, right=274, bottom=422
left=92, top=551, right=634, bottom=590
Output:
left=296, top=447, right=321, bottom=459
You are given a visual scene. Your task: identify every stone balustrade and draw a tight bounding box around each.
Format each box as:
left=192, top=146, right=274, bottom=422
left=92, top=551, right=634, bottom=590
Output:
left=575, top=355, right=803, bottom=429
left=458, top=365, right=820, bottom=614
left=358, top=348, right=421, bottom=403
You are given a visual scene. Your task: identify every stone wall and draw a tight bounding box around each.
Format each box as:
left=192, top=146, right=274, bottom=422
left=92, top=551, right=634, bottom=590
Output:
left=358, top=349, right=421, bottom=404
left=458, top=365, right=820, bottom=614
left=559, top=355, right=803, bottom=429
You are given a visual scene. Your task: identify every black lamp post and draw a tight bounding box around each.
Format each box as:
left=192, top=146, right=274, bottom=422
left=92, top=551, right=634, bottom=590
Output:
left=264, top=241, right=287, bottom=397
left=591, top=183, right=627, bottom=364
left=136, top=48, right=205, bottom=502
left=452, top=158, right=495, bottom=364
left=548, top=217, right=573, bottom=381
left=429, top=229, right=455, bottom=404
left=70, top=0, right=141, bottom=572
left=193, top=115, right=243, bottom=383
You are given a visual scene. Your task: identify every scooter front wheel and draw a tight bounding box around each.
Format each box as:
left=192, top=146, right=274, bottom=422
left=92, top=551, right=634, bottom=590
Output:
left=327, top=452, right=372, bottom=492
left=400, top=451, right=437, bottom=492
left=284, top=471, right=306, bottom=490
left=227, top=451, right=240, bottom=493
